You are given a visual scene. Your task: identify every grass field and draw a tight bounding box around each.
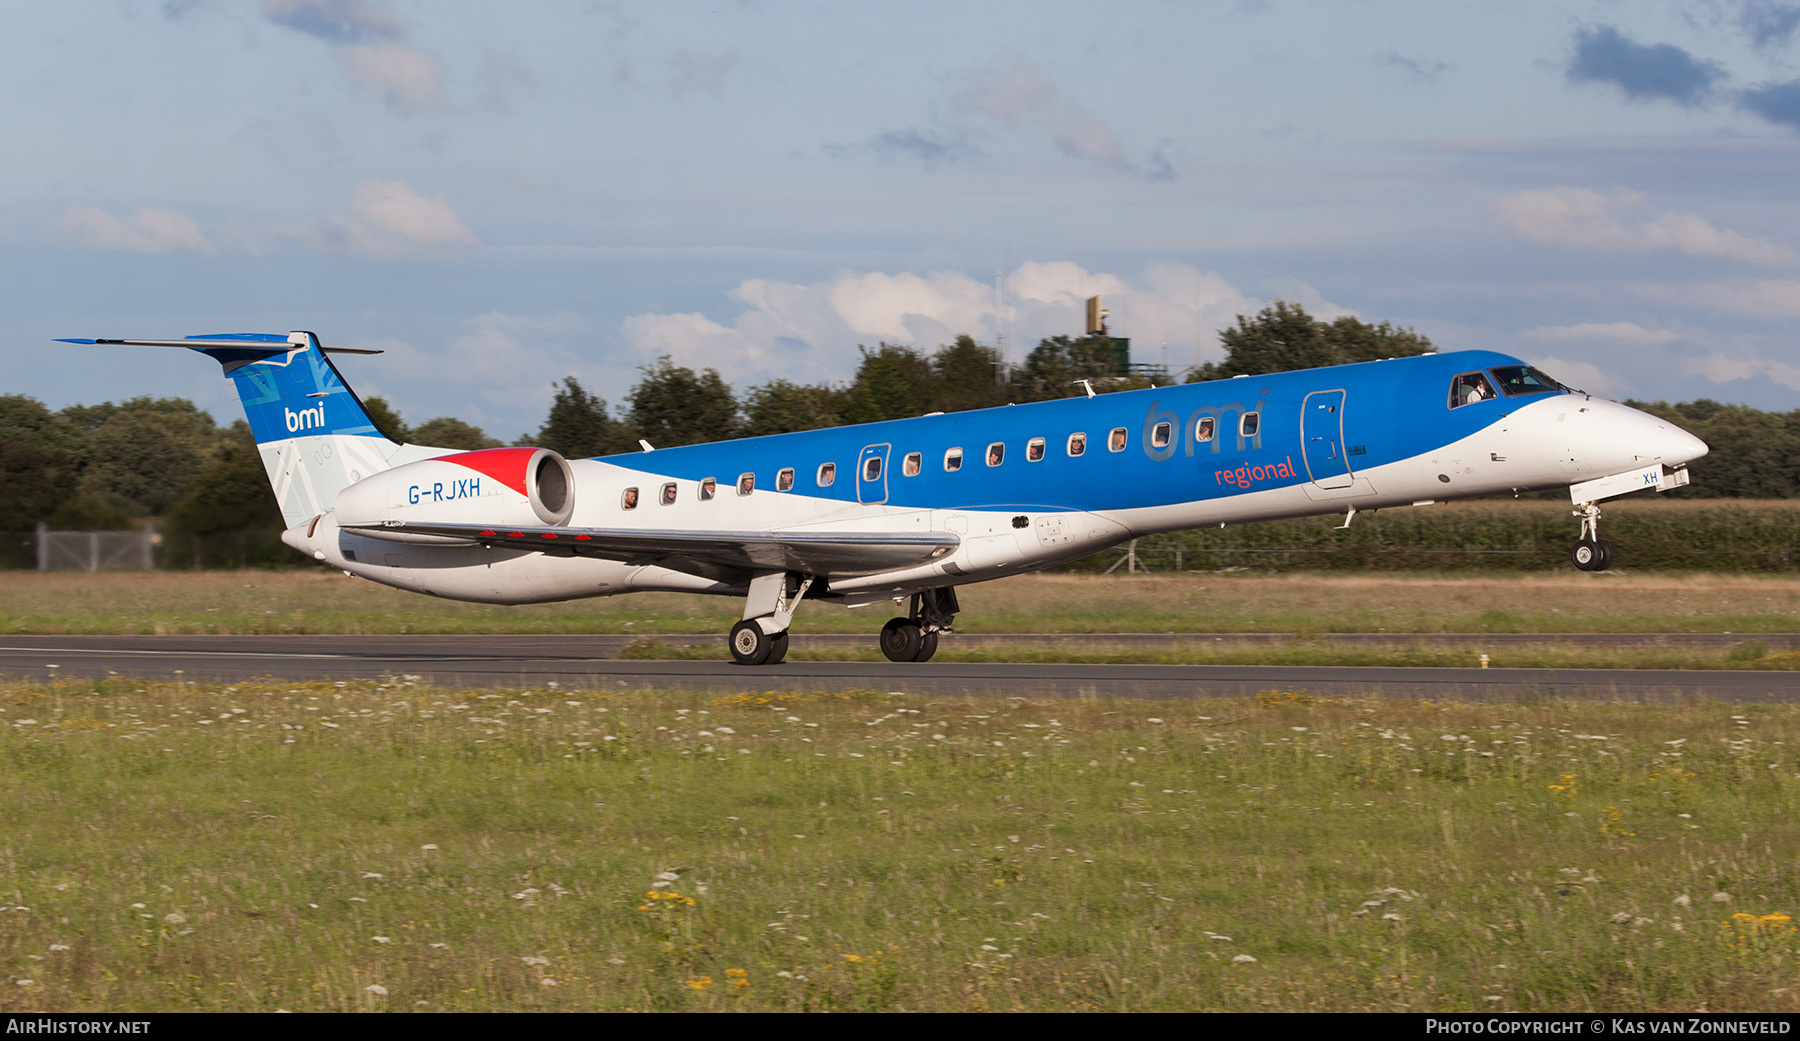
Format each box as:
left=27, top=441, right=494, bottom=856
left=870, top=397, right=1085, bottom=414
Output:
left=7, top=570, right=1800, bottom=638
left=5, top=676, right=1800, bottom=1012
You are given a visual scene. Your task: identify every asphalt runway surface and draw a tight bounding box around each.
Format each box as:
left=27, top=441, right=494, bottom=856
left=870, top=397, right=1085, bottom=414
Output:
left=2, top=634, right=1798, bottom=701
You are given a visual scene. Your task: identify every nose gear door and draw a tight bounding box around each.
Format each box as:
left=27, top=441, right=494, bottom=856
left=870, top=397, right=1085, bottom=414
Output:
left=1301, top=389, right=1353, bottom=489
left=857, top=443, right=890, bottom=504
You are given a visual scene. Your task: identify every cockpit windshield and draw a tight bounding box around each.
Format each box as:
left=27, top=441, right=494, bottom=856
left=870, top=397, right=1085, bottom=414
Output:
left=1488, top=365, right=1566, bottom=398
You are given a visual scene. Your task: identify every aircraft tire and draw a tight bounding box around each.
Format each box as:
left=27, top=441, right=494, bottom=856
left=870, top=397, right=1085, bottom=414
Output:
left=880, top=617, right=922, bottom=663
left=1571, top=540, right=1604, bottom=571
left=912, top=630, right=939, bottom=663
left=729, top=620, right=773, bottom=666
left=1594, top=539, right=1615, bottom=571
left=766, top=631, right=790, bottom=665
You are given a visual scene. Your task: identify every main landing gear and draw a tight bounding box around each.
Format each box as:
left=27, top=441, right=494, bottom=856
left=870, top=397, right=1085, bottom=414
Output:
left=879, top=587, right=959, bottom=664
left=729, top=575, right=960, bottom=666
left=729, top=571, right=811, bottom=666
left=1570, top=501, right=1615, bottom=572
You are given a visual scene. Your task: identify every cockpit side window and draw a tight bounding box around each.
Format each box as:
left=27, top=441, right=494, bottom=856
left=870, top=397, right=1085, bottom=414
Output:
left=1448, top=371, right=1497, bottom=409
left=1489, top=365, right=1566, bottom=398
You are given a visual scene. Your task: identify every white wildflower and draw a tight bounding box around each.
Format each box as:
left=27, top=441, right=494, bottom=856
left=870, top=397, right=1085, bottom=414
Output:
left=364, top=984, right=388, bottom=996
left=1232, top=954, right=1257, bottom=964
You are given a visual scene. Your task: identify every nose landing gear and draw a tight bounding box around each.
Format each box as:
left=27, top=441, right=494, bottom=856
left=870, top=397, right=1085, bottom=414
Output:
left=879, top=586, right=959, bottom=663
left=1570, top=501, right=1615, bottom=572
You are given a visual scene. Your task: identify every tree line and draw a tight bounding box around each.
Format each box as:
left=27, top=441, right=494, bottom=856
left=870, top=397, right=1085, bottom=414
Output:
left=0, top=302, right=1792, bottom=568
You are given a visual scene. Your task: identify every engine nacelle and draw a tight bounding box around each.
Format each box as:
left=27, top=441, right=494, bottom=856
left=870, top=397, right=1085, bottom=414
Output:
left=333, top=447, right=575, bottom=542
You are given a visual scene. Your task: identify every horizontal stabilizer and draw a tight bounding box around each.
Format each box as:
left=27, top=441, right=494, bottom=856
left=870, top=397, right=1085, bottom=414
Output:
left=56, top=336, right=381, bottom=355
left=340, top=519, right=960, bottom=580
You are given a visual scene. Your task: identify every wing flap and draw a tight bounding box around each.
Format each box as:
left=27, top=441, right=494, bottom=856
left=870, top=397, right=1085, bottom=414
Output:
left=340, top=520, right=960, bottom=577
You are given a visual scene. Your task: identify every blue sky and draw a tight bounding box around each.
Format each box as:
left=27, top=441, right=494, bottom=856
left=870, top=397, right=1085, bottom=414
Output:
left=7, top=1, right=1800, bottom=437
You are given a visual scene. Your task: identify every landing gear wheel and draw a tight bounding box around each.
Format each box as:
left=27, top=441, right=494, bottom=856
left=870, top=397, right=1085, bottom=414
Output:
left=766, top=630, right=790, bottom=665
left=912, top=630, right=939, bottom=663
left=729, top=620, right=773, bottom=666
left=880, top=617, right=923, bottom=663
left=1571, top=539, right=1609, bottom=572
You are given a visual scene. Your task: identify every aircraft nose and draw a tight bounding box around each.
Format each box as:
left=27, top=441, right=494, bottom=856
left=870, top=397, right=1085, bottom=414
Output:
left=1593, top=400, right=1708, bottom=470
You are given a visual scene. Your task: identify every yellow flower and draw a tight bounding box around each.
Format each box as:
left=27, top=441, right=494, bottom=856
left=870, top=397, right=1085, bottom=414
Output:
left=686, top=976, right=713, bottom=991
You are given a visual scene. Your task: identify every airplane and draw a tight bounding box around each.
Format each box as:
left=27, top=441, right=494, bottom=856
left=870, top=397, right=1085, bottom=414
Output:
left=59, top=331, right=1708, bottom=665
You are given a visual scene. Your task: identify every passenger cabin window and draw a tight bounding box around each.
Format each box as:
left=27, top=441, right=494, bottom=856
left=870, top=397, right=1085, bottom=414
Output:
left=1489, top=365, right=1565, bottom=398
left=1240, top=412, right=1260, bottom=438
left=777, top=468, right=795, bottom=492
left=986, top=442, right=1005, bottom=466
left=1151, top=422, right=1173, bottom=448
left=1108, top=427, right=1127, bottom=452
left=863, top=456, right=882, bottom=481
left=1195, top=416, right=1215, bottom=443
left=1027, top=437, right=1045, bottom=462
left=817, top=462, right=835, bottom=487
left=1448, top=371, right=1496, bottom=408
left=737, top=473, right=754, bottom=495
left=698, top=477, right=716, bottom=501
left=903, top=452, right=921, bottom=476
left=621, top=487, right=639, bottom=510
left=944, top=447, right=963, bottom=472
left=659, top=482, right=677, bottom=506
left=1068, top=432, right=1086, bottom=457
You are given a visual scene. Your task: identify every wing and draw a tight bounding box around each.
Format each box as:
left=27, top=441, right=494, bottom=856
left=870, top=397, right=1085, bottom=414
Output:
left=340, top=519, right=959, bottom=580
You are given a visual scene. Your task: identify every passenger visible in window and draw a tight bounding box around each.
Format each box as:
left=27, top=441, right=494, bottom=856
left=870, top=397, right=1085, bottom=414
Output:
left=699, top=477, right=716, bottom=501
left=621, top=487, right=639, bottom=510
left=1151, top=422, right=1172, bottom=448
left=987, top=442, right=1005, bottom=466
left=863, top=456, right=882, bottom=481
left=1108, top=428, right=1127, bottom=452
left=1449, top=372, right=1496, bottom=408
left=1027, top=438, right=1045, bottom=461
left=1195, top=416, right=1215, bottom=442
left=903, top=452, right=921, bottom=476
left=777, top=468, right=794, bottom=492
left=660, top=483, right=677, bottom=506
left=818, top=462, right=835, bottom=487
left=944, top=447, right=963, bottom=471
left=1068, top=432, right=1086, bottom=457
left=1241, top=412, right=1260, bottom=438
left=737, top=473, right=754, bottom=495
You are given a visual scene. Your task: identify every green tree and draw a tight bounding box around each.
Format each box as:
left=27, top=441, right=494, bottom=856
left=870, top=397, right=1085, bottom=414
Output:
left=931, top=335, right=1007, bottom=412
left=1188, top=301, right=1434, bottom=381
left=1007, top=334, right=1136, bottom=402
left=844, top=344, right=937, bottom=424
left=410, top=417, right=503, bottom=451
left=742, top=379, right=851, bottom=437
left=163, top=421, right=289, bottom=567
left=525, top=377, right=639, bottom=457
left=360, top=396, right=409, bottom=442
left=0, top=395, right=82, bottom=455
left=0, top=440, right=75, bottom=529
left=76, top=397, right=217, bottom=516
left=626, top=358, right=741, bottom=447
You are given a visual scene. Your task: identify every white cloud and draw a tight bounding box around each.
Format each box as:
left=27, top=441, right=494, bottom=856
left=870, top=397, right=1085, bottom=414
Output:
left=63, top=205, right=209, bottom=254
left=360, top=311, right=599, bottom=434
left=619, top=262, right=1279, bottom=386
left=1680, top=278, right=1800, bottom=317
left=1496, top=187, right=1793, bottom=264
left=862, top=55, right=1164, bottom=178
left=336, top=43, right=447, bottom=114
left=666, top=50, right=737, bottom=96
left=1687, top=353, right=1800, bottom=392
left=1522, top=321, right=1681, bottom=345
left=1522, top=354, right=1618, bottom=394
left=273, top=179, right=477, bottom=258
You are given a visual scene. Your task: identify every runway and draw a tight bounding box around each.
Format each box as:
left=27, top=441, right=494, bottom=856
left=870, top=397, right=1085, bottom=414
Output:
left=2, top=634, right=1798, bottom=701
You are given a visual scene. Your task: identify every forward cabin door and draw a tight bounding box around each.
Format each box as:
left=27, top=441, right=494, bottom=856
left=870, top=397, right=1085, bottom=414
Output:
left=857, top=443, right=891, bottom=505
left=1301, top=390, right=1353, bottom=489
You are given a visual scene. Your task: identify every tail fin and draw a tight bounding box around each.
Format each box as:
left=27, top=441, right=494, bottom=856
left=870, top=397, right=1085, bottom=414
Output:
left=60, top=330, right=444, bottom=528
